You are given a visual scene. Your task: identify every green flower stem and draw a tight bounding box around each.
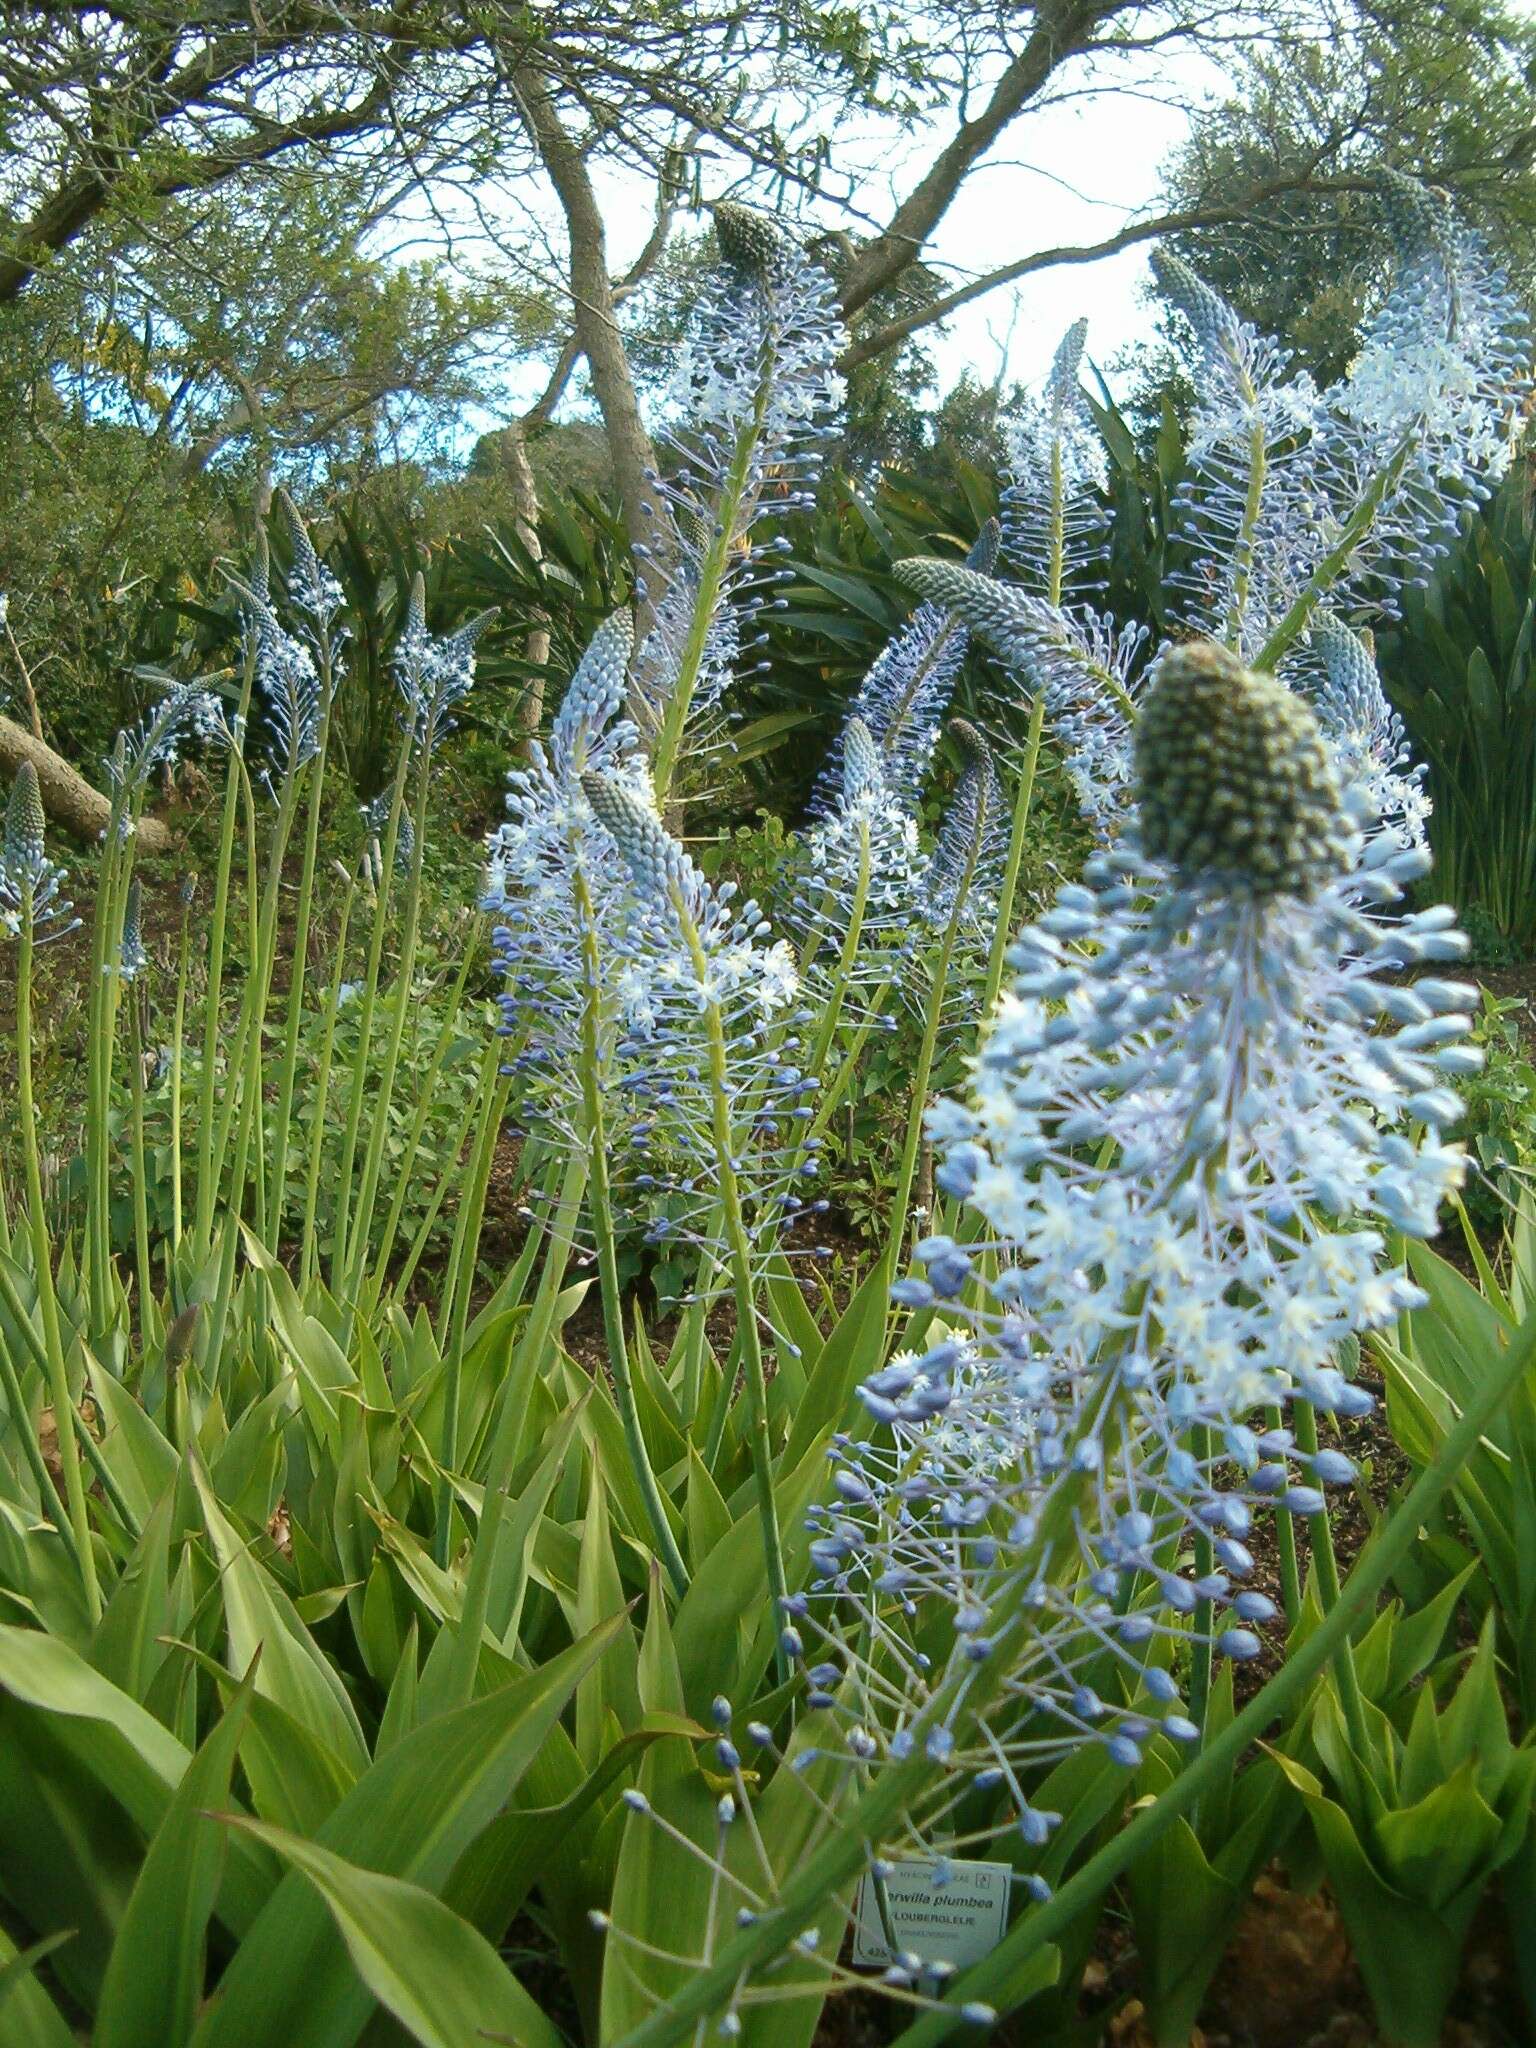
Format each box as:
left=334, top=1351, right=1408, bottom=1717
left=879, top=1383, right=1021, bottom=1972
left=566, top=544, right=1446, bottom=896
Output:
left=562, top=865, right=689, bottom=1596
left=1254, top=428, right=1419, bottom=672
left=650, top=359, right=775, bottom=806
left=168, top=892, right=192, bottom=1269
left=805, top=823, right=871, bottom=1079
left=16, top=913, right=100, bottom=1622
left=298, top=874, right=357, bottom=1292
left=432, top=1051, right=510, bottom=1349
left=1187, top=1418, right=1215, bottom=1741
left=981, top=690, right=1048, bottom=1019
left=1224, top=407, right=1269, bottom=651
left=194, top=666, right=255, bottom=1248
left=329, top=726, right=414, bottom=1295
left=342, top=744, right=436, bottom=1302
left=430, top=1049, right=513, bottom=1569
left=1292, top=1394, right=1372, bottom=1757
left=84, top=802, right=132, bottom=1332
left=672, top=883, right=790, bottom=1639
left=1265, top=1401, right=1303, bottom=1625
left=265, top=724, right=333, bottom=1246
left=0, top=1254, right=141, bottom=1548
left=446, top=1150, right=590, bottom=1706
left=673, top=840, right=870, bottom=1404
left=888, top=830, right=985, bottom=1270
left=208, top=757, right=283, bottom=1223
left=362, top=926, right=486, bottom=1307
left=392, top=1056, right=509, bottom=1309
left=616, top=1297, right=1536, bottom=2048
left=0, top=1258, right=83, bottom=1574
left=126, top=995, right=153, bottom=1343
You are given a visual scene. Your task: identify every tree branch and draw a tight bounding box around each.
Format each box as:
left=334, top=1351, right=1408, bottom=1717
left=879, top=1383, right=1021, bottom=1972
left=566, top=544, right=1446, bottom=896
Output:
left=837, top=172, right=1383, bottom=369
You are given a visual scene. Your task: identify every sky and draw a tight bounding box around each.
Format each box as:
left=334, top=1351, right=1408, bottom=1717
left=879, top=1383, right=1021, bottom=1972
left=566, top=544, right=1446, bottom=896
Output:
left=798, top=54, right=1229, bottom=397
left=443, top=39, right=1234, bottom=442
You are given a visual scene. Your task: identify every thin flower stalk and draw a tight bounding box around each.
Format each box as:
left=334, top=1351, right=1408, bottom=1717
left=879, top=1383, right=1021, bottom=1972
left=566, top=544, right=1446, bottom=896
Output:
left=400, top=1053, right=510, bottom=1314
left=297, top=866, right=359, bottom=1290
left=360, top=920, right=488, bottom=1308
left=264, top=710, right=335, bottom=1245
left=429, top=1045, right=513, bottom=1567
left=572, top=860, right=690, bottom=1595
left=9, top=781, right=100, bottom=1619
left=194, top=648, right=257, bottom=1248
left=167, top=878, right=195, bottom=1266
left=329, top=724, right=414, bottom=1293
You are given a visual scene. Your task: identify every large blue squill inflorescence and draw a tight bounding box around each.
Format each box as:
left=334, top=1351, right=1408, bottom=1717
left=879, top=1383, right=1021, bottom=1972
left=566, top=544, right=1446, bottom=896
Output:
left=394, top=577, right=494, bottom=756
left=811, top=520, right=1000, bottom=821
left=629, top=205, right=845, bottom=752
left=1002, top=317, right=1109, bottom=597
left=791, top=642, right=1476, bottom=1888
left=893, top=176, right=1529, bottom=844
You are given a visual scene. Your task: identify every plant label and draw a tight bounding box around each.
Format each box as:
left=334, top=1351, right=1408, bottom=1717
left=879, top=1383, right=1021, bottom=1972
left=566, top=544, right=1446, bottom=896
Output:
left=851, top=1856, right=1013, bottom=1971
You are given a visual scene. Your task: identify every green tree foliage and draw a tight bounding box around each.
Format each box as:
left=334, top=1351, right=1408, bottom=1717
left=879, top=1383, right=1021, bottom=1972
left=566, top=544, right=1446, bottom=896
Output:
left=1148, top=2, right=1536, bottom=386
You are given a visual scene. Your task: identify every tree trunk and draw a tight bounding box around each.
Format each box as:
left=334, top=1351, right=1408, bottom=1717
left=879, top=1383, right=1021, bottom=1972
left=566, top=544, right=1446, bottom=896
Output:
left=0, top=714, right=172, bottom=856
left=514, top=70, right=659, bottom=573
left=837, top=0, right=1114, bottom=321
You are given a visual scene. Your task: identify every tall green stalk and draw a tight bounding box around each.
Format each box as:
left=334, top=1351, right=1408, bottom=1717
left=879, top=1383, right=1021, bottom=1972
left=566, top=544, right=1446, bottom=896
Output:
left=299, top=872, right=358, bottom=1292
left=566, top=866, right=689, bottom=1595
left=168, top=887, right=192, bottom=1269
left=126, top=994, right=153, bottom=1343
left=329, top=725, right=414, bottom=1294
left=446, top=1150, right=590, bottom=1704
left=673, top=885, right=789, bottom=1634
left=650, top=353, right=776, bottom=806
left=888, top=805, right=989, bottom=1266
left=342, top=746, right=436, bottom=1299
left=430, top=1048, right=513, bottom=1568
left=194, top=651, right=256, bottom=1250
left=265, top=716, right=333, bottom=1246
left=16, top=914, right=100, bottom=1621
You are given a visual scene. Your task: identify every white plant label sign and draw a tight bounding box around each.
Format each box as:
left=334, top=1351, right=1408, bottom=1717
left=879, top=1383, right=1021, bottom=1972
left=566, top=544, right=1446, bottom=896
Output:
left=851, top=1856, right=1013, bottom=1971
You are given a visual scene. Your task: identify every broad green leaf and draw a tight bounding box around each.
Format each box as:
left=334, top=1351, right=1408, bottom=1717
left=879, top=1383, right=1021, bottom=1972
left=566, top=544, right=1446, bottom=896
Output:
left=191, top=1458, right=369, bottom=1783
left=93, top=1672, right=256, bottom=2048
left=445, top=1712, right=702, bottom=1939
left=0, top=1928, right=75, bottom=2048
left=781, top=1253, right=890, bottom=1470
left=219, top=1818, right=563, bottom=2048
left=192, top=1615, right=623, bottom=2048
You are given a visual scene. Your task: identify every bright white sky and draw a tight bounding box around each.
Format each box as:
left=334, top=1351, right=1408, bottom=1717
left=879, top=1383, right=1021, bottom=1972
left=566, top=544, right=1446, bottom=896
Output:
left=799, top=56, right=1228, bottom=397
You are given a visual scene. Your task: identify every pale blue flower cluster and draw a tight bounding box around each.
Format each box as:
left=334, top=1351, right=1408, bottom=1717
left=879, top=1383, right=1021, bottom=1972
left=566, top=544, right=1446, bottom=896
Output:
left=105, top=680, right=226, bottom=802
left=789, top=783, right=1475, bottom=1887
left=393, top=582, right=493, bottom=756
left=1297, top=616, right=1430, bottom=854
left=0, top=765, right=77, bottom=942
left=629, top=205, right=845, bottom=750
left=810, top=522, right=1000, bottom=819
left=1002, top=317, right=1108, bottom=597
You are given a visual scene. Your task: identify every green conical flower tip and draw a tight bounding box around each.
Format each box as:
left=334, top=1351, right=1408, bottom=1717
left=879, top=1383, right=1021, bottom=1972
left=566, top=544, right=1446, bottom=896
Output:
left=842, top=716, right=881, bottom=804
left=712, top=203, right=785, bottom=276
left=676, top=500, right=716, bottom=555
left=1135, top=641, right=1352, bottom=898
left=120, top=876, right=147, bottom=978
left=967, top=518, right=1002, bottom=577
left=252, top=522, right=271, bottom=602
left=5, top=762, right=45, bottom=873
